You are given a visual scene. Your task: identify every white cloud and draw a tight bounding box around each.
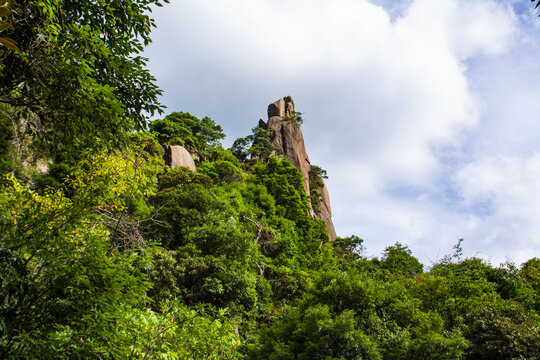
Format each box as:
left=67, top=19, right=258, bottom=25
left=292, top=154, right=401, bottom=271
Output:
left=438, top=153, right=540, bottom=265
left=145, top=0, right=540, bottom=265
left=397, top=0, right=516, bottom=59
left=457, top=154, right=540, bottom=223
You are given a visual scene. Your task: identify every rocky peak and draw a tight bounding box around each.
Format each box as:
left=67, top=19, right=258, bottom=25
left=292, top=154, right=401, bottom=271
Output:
left=262, top=97, right=337, bottom=241
left=267, top=96, right=295, bottom=118
left=164, top=145, right=197, bottom=171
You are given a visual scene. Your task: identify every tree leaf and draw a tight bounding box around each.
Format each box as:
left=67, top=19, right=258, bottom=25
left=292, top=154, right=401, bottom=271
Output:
left=0, top=36, right=18, bottom=50
left=0, top=22, right=13, bottom=31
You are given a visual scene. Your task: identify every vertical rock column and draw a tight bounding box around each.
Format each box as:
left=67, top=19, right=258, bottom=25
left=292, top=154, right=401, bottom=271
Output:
left=263, top=96, right=337, bottom=241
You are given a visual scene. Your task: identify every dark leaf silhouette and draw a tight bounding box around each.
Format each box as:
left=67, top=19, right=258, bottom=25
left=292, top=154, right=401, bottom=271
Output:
left=533, top=0, right=540, bottom=15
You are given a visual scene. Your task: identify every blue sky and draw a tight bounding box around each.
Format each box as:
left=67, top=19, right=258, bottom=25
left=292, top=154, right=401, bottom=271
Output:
left=145, top=0, right=540, bottom=266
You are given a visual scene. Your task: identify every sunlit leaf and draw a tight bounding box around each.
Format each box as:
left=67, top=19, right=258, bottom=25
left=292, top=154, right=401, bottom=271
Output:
left=0, top=22, right=13, bottom=31
left=0, top=36, right=18, bottom=50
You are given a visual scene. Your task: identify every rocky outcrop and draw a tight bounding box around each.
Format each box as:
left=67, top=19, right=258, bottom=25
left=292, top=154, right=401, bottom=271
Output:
left=164, top=145, right=197, bottom=171
left=263, top=96, right=337, bottom=241
left=317, top=183, right=335, bottom=240
left=268, top=96, right=295, bottom=118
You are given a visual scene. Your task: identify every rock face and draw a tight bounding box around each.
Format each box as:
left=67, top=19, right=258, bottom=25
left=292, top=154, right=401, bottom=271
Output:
left=164, top=145, right=197, bottom=171
left=263, top=96, right=337, bottom=241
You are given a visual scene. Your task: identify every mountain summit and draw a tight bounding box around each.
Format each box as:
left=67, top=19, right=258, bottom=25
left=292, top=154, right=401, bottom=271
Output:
left=260, top=96, right=337, bottom=241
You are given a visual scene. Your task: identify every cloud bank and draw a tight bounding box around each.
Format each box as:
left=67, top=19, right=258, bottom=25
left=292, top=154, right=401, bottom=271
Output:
left=145, top=0, right=540, bottom=265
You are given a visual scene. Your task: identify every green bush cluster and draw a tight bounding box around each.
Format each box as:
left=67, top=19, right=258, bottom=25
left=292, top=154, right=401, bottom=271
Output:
left=150, top=112, right=225, bottom=161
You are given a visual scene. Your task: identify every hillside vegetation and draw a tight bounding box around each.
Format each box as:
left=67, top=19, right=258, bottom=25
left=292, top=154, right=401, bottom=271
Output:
left=0, top=1, right=538, bottom=359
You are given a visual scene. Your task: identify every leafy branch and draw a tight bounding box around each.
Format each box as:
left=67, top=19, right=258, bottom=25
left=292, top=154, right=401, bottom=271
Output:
left=0, top=0, right=18, bottom=61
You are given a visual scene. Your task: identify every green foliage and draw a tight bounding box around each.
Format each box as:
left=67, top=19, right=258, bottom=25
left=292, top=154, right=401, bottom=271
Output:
left=521, top=257, right=540, bottom=294
left=0, top=0, right=167, bottom=155
left=429, top=258, right=538, bottom=307
left=254, top=268, right=469, bottom=359
left=32, top=162, right=70, bottom=192
left=252, top=156, right=309, bottom=223
left=0, top=153, right=153, bottom=357
left=151, top=181, right=224, bottom=249
left=118, top=300, right=242, bottom=359
left=198, top=159, right=244, bottom=185
left=411, top=257, right=540, bottom=359
left=232, top=126, right=280, bottom=163
left=308, top=164, right=328, bottom=214
left=0, top=0, right=18, bottom=61
left=241, top=183, right=277, bottom=218
left=253, top=304, right=381, bottom=360
left=464, top=298, right=540, bottom=360
left=1, top=5, right=538, bottom=354
left=0, top=105, right=22, bottom=175
left=232, top=136, right=251, bottom=163
left=333, top=235, right=365, bottom=261
left=381, top=242, right=424, bottom=275
left=150, top=111, right=225, bottom=160
left=130, top=131, right=165, bottom=162
left=231, top=125, right=278, bottom=163
left=246, top=127, right=279, bottom=160
left=0, top=147, right=247, bottom=358
left=148, top=173, right=270, bottom=317
left=282, top=111, right=304, bottom=126
left=149, top=243, right=262, bottom=315
left=249, top=155, right=333, bottom=275
left=3, top=109, right=540, bottom=359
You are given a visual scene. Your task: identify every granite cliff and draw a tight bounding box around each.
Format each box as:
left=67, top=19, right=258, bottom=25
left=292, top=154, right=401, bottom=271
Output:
left=260, top=96, right=337, bottom=241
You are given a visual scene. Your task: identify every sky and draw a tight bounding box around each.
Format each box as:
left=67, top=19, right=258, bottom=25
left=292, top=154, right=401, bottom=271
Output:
left=144, top=0, right=540, bottom=266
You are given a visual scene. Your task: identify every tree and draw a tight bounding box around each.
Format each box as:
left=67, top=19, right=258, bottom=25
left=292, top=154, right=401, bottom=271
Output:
left=308, top=165, right=328, bottom=214
left=333, top=235, right=365, bottom=261
left=232, top=126, right=279, bottom=163
left=253, top=305, right=381, bottom=360
left=381, top=243, right=424, bottom=275
left=521, top=258, right=540, bottom=293
left=150, top=112, right=225, bottom=160
left=0, top=150, right=155, bottom=357
left=464, top=298, right=540, bottom=359
left=0, top=0, right=168, bottom=155
left=198, top=159, right=244, bottom=185
left=252, top=156, right=309, bottom=223
left=117, top=300, right=241, bottom=359
left=253, top=268, right=468, bottom=360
